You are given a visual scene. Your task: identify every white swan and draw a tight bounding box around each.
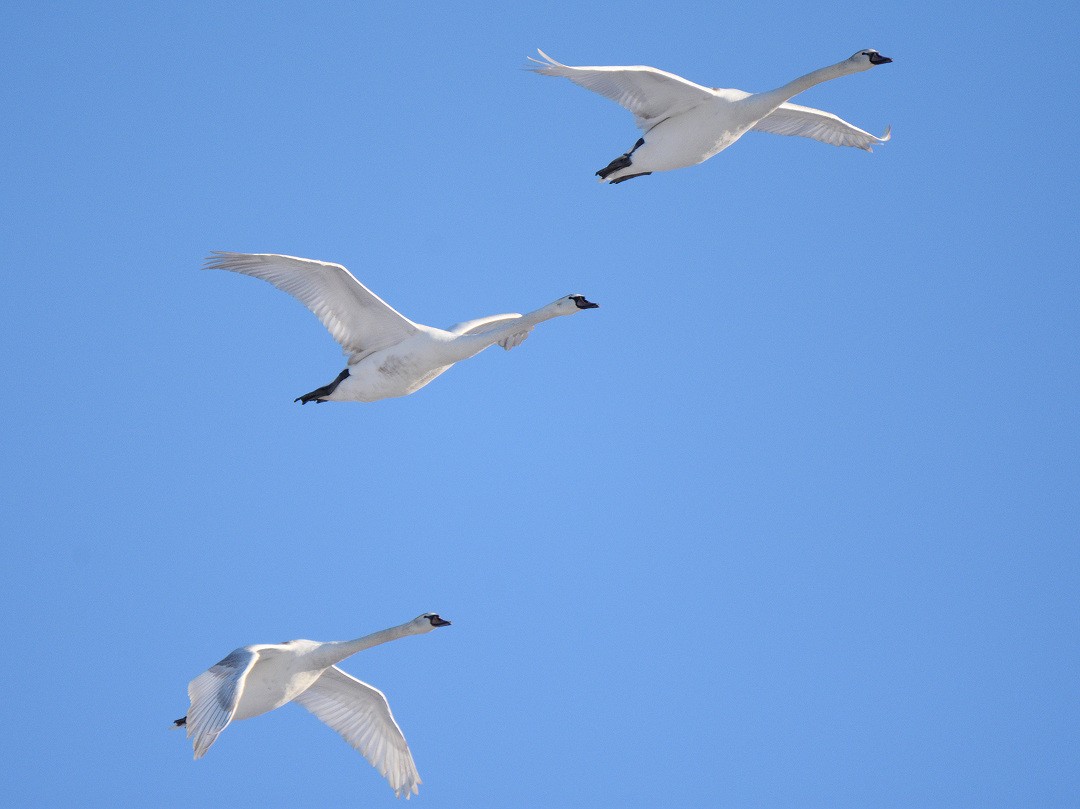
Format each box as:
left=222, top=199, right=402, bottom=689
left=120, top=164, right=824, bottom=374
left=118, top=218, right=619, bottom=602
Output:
left=175, top=613, right=452, bottom=799
left=205, top=252, right=599, bottom=403
left=530, top=48, right=892, bottom=183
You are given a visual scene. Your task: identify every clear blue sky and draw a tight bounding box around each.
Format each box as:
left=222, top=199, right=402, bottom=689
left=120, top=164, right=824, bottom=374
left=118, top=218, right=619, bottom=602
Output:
left=2, top=2, right=1078, bottom=806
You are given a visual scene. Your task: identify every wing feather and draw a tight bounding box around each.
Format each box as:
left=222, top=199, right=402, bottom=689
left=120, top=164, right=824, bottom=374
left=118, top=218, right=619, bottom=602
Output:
left=529, top=49, right=714, bottom=131
left=204, top=252, right=419, bottom=359
left=751, top=102, right=891, bottom=151
left=446, top=313, right=531, bottom=350
left=185, top=648, right=259, bottom=759
left=446, top=313, right=523, bottom=335
left=294, top=666, right=422, bottom=799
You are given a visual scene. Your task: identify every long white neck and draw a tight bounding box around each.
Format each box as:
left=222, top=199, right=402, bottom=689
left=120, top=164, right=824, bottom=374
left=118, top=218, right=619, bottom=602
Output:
left=747, top=59, right=857, bottom=117
left=446, top=300, right=567, bottom=362
left=309, top=621, right=420, bottom=669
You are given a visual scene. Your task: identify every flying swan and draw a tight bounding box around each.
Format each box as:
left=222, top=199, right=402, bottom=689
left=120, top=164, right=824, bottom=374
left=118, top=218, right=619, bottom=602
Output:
left=175, top=613, right=452, bottom=799
left=530, top=48, right=893, bottom=183
left=205, top=252, right=599, bottom=403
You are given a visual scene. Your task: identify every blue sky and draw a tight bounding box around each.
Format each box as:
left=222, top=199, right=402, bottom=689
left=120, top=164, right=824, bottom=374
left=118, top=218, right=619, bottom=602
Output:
left=2, top=2, right=1078, bottom=806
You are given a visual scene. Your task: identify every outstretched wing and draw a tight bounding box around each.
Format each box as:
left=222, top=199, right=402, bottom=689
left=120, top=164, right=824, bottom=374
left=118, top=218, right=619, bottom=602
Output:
left=751, top=102, right=891, bottom=151
left=446, top=313, right=523, bottom=335
left=204, top=252, right=420, bottom=359
left=185, top=648, right=259, bottom=759
left=293, top=666, right=422, bottom=799
left=529, top=49, right=714, bottom=132
left=447, top=313, right=531, bottom=351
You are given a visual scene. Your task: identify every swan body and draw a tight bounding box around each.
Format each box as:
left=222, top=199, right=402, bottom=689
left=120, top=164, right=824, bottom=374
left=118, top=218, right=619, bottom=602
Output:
left=530, top=49, right=892, bottom=183
left=176, top=613, right=452, bottom=799
left=205, top=252, right=599, bottom=403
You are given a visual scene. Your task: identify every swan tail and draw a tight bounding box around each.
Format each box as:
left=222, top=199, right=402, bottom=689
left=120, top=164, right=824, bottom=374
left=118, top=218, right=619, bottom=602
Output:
left=295, top=368, right=350, bottom=404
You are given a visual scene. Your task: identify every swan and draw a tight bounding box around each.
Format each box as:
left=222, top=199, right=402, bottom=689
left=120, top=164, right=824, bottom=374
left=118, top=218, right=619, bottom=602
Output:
left=174, top=613, right=452, bottom=799
left=529, top=48, right=892, bottom=183
left=204, top=252, right=599, bottom=403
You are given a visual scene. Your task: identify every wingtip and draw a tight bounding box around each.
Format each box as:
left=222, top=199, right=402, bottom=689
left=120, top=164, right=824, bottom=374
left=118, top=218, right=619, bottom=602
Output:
left=527, top=48, right=561, bottom=72
left=202, top=250, right=235, bottom=271
left=879, top=124, right=892, bottom=142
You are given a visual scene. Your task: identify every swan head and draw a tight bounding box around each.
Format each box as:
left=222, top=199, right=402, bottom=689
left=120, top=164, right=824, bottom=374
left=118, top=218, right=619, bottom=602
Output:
left=550, top=294, right=599, bottom=315
left=414, top=613, right=452, bottom=632
left=849, top=49, right=892, bottom=70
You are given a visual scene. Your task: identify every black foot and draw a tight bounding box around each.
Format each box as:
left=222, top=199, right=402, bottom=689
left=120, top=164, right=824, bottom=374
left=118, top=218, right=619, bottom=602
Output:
left=295, top=368, right=350, bottom=404
left=596, top=154, right=632, bottom=180
left=596, top=139, right=647, bottom=180
left=609, top=172, right=652, bottom=185
left=174, top=716, right=187, bottom=728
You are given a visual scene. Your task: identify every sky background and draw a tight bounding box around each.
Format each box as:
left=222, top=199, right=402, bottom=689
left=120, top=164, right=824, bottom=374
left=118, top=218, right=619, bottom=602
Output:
left=2, top=2, right=1078, bottom=806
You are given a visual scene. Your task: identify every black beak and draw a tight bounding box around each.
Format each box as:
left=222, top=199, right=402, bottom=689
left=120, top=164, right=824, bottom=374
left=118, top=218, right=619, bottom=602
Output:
left=571, top=295, right=599, bottom=310
left=869, top=53, right=892, bottom=65
left=430, top=616, right=451, bottom=627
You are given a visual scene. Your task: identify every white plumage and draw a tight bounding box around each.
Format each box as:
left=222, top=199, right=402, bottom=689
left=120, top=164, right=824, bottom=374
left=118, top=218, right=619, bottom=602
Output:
left=293, top=667, right=419, bottom=793
left=177, top=613, right=452, bottom=799
left=530, top=48, right=892, bottom=183
left=205, top=252, right=598, bottom=403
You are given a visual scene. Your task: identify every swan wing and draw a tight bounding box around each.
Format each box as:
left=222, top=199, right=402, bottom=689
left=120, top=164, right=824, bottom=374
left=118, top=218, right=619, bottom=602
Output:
left=294, top=666, right=421, bottom=799
left=446, top=313, right=523, bottom=335
left=529, top=49, right=714, bottom=131
left=204, top=252, right=420, bottom=359
left=185, top=648, right=259, bottom=759
left=751, top=102, right=891, bottom=151
left=447, top=314, right=531, bottom=350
